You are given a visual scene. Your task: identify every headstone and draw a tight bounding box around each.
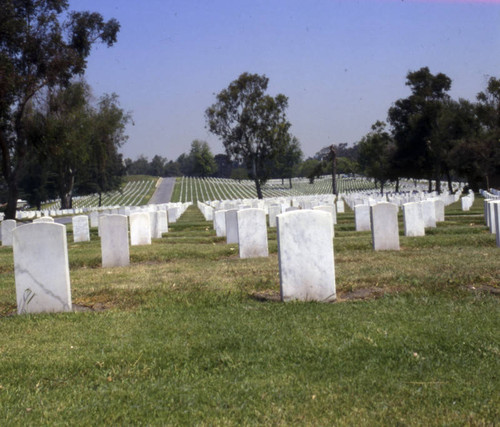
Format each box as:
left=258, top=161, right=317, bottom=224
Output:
left=434, top=199, right=445, bottom=222
left=237, top=208, right=268, bottom=258
left=354, top=205, right=371, bottom=231
left=403, top=202, right=425, bottom=237
left=72, top=215, right=90, bottom=242
left=268, top=204, right=281, bottom=228
left=214, top=210, right=227, bottom=237
left=370, top=203, right=400, bottom=251
left=13, top=223, right=72, bottom=314
left=312, top=205, right=335, bottom=237
left=130, top=212, right=152, bottom=246
left=277, top=210, right=336, bottom=302
left=1, top=219, right=16, bottom=246
left=167, top=207, right=179, bottom=223
left=33, top=217, right=54, bottom=223
left=100, top=215, right=130, bottom=267
left=225, top=209, right=239, bottom=244
left=336, top=200, right=345, bottom=213
left=89, top=211, right=99, bottom=228
left=149, top=211, right=162, bottom=239
left=157, top=210, right=168, bottom=235
left=487, top=200, right=497, bottom=234
left=494, top=202, right=500, bottom=247
left=421, top=200, right=437, bottom=228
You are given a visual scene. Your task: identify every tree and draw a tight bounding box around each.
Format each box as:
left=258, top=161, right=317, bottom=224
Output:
left=357, top=121, right=396, bottom=194
left=76, top=92, right=129, bottom=206
left=474, top=77, right=500, bottom=189
left=125, top=155, right=150, bottom=175
left=189, top=140, right=217, bottom=177
left=0, top=0, right=119, bottom=218
left=149, top=155, right=167, bottom=176
left=272, top=136, right=303, bottom=188
left=388, top=67, right=452, bottom=193
left=206, top=72, right=291, bottom=199
left=44, top=81, right=93, bottom=208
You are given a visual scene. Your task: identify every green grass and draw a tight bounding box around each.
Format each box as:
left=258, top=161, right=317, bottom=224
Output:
left=0, top=198, right=498, bottom=425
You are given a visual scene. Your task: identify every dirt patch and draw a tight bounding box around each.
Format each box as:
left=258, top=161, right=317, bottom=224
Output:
left=337, top=287, right=386, bottom=301
left=72, top=303, right=109, bottom=312
left=251, top=287, right=387, bottom=303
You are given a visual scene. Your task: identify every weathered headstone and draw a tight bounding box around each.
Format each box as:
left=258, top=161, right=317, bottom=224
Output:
left=1, top=219, right=16, bottom=246
left=403, top=202, right=425, bottom=237
left=277, top=210, right=336, bottom=302
left=354, top=205, right=371, bottom=231
left=237, top=208, right=268, bottom=258
left=100, top=215, right=130, bottom=267
left=370, top=202, right=400, bottom=251
left=130, top=212, right=152, bottom=246
left=13, top=223, right=72, bottom=314
left=72, top=215, right=90, bottom=242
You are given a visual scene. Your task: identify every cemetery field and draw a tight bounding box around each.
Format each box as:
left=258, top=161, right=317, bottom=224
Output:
left=0, top=200, right=499, bottom=425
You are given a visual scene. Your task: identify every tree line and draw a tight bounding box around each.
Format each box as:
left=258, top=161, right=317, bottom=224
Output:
left=1, top=1, right=122, bottom=218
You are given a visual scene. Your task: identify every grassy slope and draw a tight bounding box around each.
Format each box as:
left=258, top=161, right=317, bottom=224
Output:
left=0, top=199, right=498, bottom=425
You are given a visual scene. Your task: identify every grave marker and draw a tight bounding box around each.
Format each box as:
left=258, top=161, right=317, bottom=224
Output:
left=13, top=223, right=72, bottom=314
left=277, top=210, right=336, bottom=302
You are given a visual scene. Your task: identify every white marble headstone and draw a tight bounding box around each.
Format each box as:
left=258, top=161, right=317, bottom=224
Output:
left=13, top=223, right=72, bottom=314
left=403, top=202, right=425, bottom=237
left=130, top=212, right=152, bottom=246
left=72, top=215, right=90, bottom=242
left=370, top=202, right=400, bottom=251
left=1, top=219, right=16, bottom=246
left=237, top=208, right=269, bottom=258
left=100, top=215, right=130, bottom=268
left=214, top=210, right=227, bottom=237
left=277, top=210, right=336, bottom=302
left=354, top=205, right=371, bottom=231
left=225, top=209, right=239, bottom=244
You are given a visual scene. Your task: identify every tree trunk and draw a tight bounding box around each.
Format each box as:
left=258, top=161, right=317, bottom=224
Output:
left=5, top=178, right=18, bottom=220
left=330, top=145, right=337, bottom=195
left=254, top=178, right=263, bottom=199
left=396, top=177, right=400, bottom=193
left=98, top=192, right=102, bottom=207
left=281, top=177, right=284, bottom=185
left=251, top=157, right=263, bottom=199
left=428, top=179, right=433, bottom=193
left=288, top=177, right=292, bottom=189
left=380, top=180, right=384, bottom=195
left=58, top=169, right=75, bottom=209
left=445, top=167, right=453, bottom=193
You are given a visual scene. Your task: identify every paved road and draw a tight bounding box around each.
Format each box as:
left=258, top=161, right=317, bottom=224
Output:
left=148, top=177, right=176, bottom=204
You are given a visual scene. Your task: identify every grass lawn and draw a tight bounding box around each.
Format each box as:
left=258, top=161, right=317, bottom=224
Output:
left=0, top=198, right=498, bottom=425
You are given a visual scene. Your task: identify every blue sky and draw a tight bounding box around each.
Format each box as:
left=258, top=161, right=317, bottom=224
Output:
left=68, top=0, right=500, bottom=161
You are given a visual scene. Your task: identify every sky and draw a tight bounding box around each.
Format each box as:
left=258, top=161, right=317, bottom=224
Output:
left=67, top=0, right=500, bottom=161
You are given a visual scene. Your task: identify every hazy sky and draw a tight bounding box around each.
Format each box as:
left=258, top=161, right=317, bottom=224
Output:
left=68, top=0, right=500, bottom=161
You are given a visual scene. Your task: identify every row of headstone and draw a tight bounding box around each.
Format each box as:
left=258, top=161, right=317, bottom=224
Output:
left=484, top=199, right=500, bottom=247
left=9, top=202, right=191, bottom=314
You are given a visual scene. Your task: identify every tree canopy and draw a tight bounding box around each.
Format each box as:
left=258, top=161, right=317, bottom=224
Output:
left=0, top=0, right=119, bottom=218
left=206, top=72, right=292, bottom=198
